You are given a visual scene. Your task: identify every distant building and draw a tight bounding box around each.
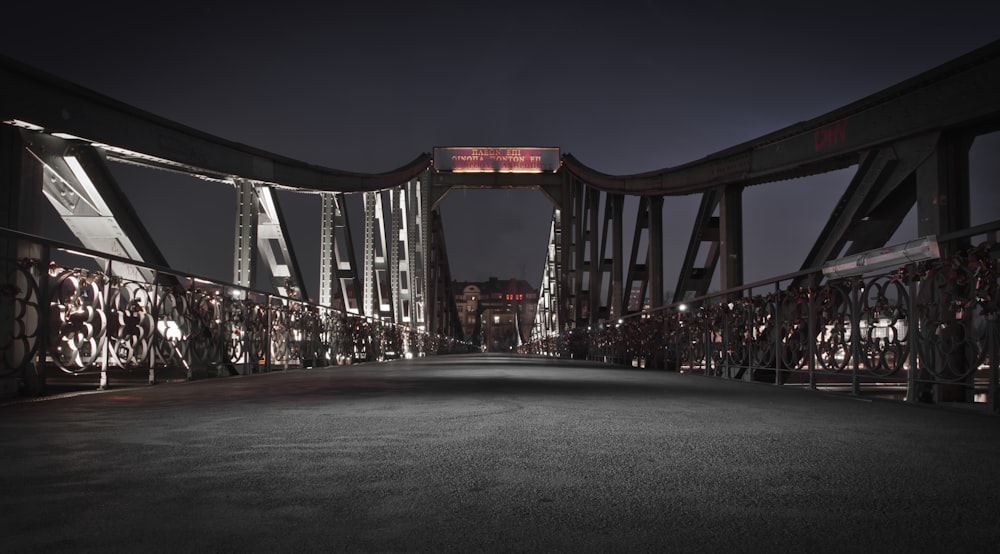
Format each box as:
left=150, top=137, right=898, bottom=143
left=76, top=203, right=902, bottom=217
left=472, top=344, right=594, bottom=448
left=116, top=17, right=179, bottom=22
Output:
left=454, top=277, right=538, bottom=351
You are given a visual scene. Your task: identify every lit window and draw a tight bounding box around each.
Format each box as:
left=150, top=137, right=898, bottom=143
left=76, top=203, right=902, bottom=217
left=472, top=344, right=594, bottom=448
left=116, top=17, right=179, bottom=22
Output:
left=494, top=316, right=500, bottom=324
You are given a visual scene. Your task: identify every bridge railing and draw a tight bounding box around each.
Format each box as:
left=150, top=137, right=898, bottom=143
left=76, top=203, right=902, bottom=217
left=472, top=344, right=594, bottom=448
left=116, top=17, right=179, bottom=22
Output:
left=0, top=227, right=473, bottom=396
left=523, top=223, right=999, bottom=413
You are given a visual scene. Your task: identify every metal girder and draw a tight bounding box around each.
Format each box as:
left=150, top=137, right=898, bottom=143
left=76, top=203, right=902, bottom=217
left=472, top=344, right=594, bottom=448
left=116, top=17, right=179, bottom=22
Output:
left=599, top=193, right=624, bottom=321
left=234, top=182, right=308, bottom=300
left=673, top=190, right=720, bottom=303
left=719, top=184, right=744, bottom=294
left=21, top=132, right=168, bottom=284
left=427, top=209, right=461, bottom=337
left=570, top=180, right=588, bottom=325
left=623, top=196, right=664, bottom=313
left=2, top=125, right=44, bottom=255
left=363, top=191, right=392, bottom=320
left=390, top=183, right=426, bottom=326
left=0, top=55, right=431, bottom=193
left=408, top=174, right=430, bottom=328
left=5, top=40, right=1000, bottom=199
left=914, top=132, right=974, bottom=403
left=390, top=187, right=405, bottom=323
left=916, top=132, right=973, bottom=249
left=793, top=132, right=943, bottom=288
left=532, top=213, right=560, bottom=340
left=560, top=40, right=1000, bottom=196
left=319, top=192, right=362, bottom=312
left=233, top=180, right=259, bottom=289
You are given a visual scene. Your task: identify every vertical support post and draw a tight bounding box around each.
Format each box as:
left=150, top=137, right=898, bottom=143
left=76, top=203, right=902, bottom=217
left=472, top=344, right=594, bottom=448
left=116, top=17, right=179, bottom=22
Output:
left=389, top=186, right=402, bottom=325
left=807, top=273, right=817, bottom=390
left=774, top=281, right=782, bottom=385
left=1, top=126, right=49, bottom=395
left=233, top=179, right=259, bottom=290
left=906, top=265, right=920, bottom=403
left=319, top=193, right=337, bottom=308
left=719, top=184, right=744, bottom=296
left=149, top=277, right=159, bottom=385
left=989, top=318, right=998, bottom=414
left=587, top=188, right=600, bottom=324
left=648, top=195, right=664, bottom=310
left=916, top=133, right=973, bottom=403
left=705, top=313, right=713, bottom=377
left=406, top=179, right=424, bottom=328
left=99, top=268, right=111, bottom=390
left=363, top=192, right=377, bottom=319
left=850, top=277, right=861, bottom=396
left=265, top=295, right=273, bottom=372
left=608, top=194, right=624, bottom=321
left=572, top=179, right=585, bottom=325
left=625, top=197, right=650, bottom=313
left=363, top=191, right=392, bottom=320
left=558, top=176, right=573, bottom=331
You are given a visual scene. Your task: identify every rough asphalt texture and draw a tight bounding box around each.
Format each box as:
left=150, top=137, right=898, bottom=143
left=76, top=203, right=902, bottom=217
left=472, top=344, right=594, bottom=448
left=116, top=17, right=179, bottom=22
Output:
left=2, top=354, right=999, bottom=553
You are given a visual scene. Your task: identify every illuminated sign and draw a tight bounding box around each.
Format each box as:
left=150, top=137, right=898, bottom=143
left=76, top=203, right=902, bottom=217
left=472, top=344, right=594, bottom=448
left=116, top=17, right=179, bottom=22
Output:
left=433, top=147, right=560, bottom=173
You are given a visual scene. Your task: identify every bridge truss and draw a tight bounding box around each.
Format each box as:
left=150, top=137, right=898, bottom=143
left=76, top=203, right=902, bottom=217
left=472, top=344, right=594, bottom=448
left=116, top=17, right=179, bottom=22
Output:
left=1, top=40, right=999, bottom=410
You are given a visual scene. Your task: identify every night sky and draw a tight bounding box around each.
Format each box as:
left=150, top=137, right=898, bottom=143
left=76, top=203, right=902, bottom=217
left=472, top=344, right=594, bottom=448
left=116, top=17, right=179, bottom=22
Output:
left=3, top=1, right=999, bottom=300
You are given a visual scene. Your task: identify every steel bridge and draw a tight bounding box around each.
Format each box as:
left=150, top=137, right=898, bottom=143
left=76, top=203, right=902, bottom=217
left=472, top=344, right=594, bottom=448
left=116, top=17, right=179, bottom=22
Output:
left=1, top=41, right=999, bottom=412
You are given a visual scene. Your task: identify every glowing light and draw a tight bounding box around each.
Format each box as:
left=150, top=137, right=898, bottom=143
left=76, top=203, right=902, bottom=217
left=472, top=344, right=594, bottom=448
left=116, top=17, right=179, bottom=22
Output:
left=679, top=304, right=688, bottom=312
left=433, top=147, right=560, bottom=173
left=4, top=119, right=45, bottom=131
left=158, top=320, right=184, bottom=341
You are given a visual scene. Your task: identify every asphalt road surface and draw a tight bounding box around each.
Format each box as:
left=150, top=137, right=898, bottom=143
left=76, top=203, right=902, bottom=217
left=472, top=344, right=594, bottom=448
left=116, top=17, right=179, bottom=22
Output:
left=2, top=354, right=999, bottom=553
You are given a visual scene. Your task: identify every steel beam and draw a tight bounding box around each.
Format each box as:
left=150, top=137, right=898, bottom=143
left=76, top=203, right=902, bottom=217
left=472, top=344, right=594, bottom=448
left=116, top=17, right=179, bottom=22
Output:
left=795, top=133, right=941, bottom=286
left=532, top=213, right=560, bottom=340
left=23, top=133, right=168, bottom=284
left=427, top=209, right=460, bottom=337
left=916, top=133, right=972, bottom=247
left=600, top=193, right=624, bottom=321
left=411, top=172, right=430, bottom=328
left=571, top=179, right=586, bottom=325
left=560, top=40, right=1000, bottom=195
left=0, top=55, right=431, bottom=192
left=233, top=179, right=259, bottom=290
left=673, top=190, right=720, bottom=303
left=648, top=195, right=664, bottom=309
left=718, top=185, right=743, bottom=294
left=319, top=192, right=362, bottom=313
left=624, top=197, right=650, bottom=313
left=363, top=191, right=392, bottom=320
left=253, top=185, right=308, bottom=300
left=915, top=132, right=974, bottom=404
left=586, top=187, right=601, bottom=323
left=391, top=185, right=410, bottom=324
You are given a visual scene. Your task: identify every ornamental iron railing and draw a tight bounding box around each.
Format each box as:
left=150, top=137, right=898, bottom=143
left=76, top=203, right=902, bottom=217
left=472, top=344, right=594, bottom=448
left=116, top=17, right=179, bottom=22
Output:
left=0, top=227, right=473, bottom=396
left=522, top=227, right=999, bottom=414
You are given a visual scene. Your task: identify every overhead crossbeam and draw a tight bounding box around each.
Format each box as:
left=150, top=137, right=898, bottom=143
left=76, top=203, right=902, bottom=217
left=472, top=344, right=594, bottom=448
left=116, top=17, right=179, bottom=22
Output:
left=560, top=40, right=1000, bottom=196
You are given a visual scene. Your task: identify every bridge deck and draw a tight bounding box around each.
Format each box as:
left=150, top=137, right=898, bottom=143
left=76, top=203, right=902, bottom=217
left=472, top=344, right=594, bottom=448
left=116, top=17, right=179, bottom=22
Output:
left=2, top=355, right=998, bottom=552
